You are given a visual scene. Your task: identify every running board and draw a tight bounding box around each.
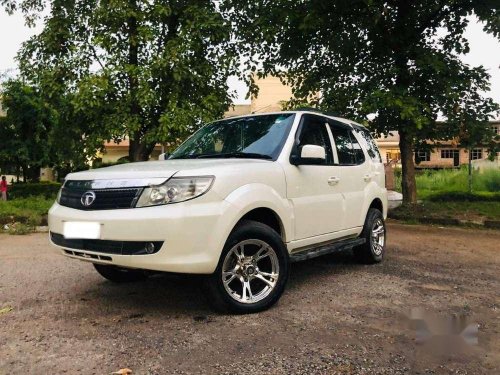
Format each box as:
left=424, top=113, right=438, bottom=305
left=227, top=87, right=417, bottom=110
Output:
left=290, top=237, right=365, bottom=263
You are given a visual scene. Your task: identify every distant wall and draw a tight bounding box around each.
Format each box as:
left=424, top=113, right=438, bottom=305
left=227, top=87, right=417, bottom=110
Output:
left=224, top=104, right=251, bottom=118
left=472, top=158, right=500, bottom=170
left=250, top=76, right=293, bottom=113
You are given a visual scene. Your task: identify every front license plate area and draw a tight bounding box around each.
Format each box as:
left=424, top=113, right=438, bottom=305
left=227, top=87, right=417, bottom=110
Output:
left=63, top=222, right=101, bottom=239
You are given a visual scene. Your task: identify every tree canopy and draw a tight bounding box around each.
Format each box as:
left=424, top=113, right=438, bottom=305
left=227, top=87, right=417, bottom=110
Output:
left=223, top=0, right=500, bottom=203
left=4, top=0, right=237, bottom=161
left=0, top=78, right=100, bottom=181
left=0, top=80, right=52, bottom=181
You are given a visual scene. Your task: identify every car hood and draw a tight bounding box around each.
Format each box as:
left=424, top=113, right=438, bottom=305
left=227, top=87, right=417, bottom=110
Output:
left=64, top=159, right=274, bottom=182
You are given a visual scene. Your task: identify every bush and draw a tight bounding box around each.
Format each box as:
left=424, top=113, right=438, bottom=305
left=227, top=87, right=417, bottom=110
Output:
left=92, top=157, right=130, bottom=169
left=8, top=182, right=61, bottom=199
left=0, top=197, right=53, bottom=228
left=5, top=223, right=34, bottom=235
left=389, top=200, right=500, bottom=222
left=475, top=168, right=500, bottom=192
left=426, top=191, right=500, bottom=202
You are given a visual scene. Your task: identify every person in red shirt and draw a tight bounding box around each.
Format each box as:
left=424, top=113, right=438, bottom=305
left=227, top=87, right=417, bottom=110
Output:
left=1, top=176, right=7, bottom=201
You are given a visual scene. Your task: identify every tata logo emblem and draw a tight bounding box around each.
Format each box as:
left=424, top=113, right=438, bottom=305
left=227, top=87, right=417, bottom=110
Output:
left=81, top=191, right=97, bottom=207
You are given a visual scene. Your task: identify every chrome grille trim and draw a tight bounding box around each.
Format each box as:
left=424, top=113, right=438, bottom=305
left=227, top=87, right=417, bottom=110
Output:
left=59, top=186, right=143, bottom=210
left=64, top=178, right=168, bottom=190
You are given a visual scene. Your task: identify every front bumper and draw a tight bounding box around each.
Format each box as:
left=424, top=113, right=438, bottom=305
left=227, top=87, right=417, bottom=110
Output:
left=48, top=196, right=236, bottom=274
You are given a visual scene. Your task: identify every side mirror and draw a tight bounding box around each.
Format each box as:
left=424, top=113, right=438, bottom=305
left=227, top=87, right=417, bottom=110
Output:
left=158, top=152, right=170, bottom=160
left=300, top=145, right=326, bottom=160
left=290, top=144, right=326, bottom=165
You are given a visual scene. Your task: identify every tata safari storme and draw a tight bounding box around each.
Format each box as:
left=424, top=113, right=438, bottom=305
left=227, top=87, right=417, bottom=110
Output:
left=49, top=111, right=387, bottom=313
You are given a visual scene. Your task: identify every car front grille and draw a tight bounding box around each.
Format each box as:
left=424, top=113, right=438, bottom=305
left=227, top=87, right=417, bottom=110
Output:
left=59, top=187, right=143, bottom=210
left=50, top=232, right=163, bottom=255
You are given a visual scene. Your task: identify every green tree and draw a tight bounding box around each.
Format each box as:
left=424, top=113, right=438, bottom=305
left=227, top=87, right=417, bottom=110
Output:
left=0, top=79, right=53, bottom=182
left=223, top=0, right=499, bottom=203
left=4, top=0, right=236, bottom=161
left=451, top=87, right=500, bottom=192
left=0, top=78, right=99, bottom=181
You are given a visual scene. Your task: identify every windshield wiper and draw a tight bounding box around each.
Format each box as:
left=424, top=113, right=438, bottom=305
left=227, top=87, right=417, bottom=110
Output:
left=196, top=152, right=273, bottom=160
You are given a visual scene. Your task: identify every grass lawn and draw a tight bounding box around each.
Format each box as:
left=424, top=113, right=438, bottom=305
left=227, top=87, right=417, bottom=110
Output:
left=0, top=197, right=54, bottom=234
left=0, top=182, right=60, bottom=234
left=392, top=167, right=500, bottom=225
left=391, top=200, right=500, bottom=223
left=394, top=167, right=500, bottom=198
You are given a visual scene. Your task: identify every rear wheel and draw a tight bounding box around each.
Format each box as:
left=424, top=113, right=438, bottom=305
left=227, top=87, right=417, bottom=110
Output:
left=206, top=220, right=289, bottom=314
left=353, top=208, right=386, bottom=264
left=93, top=264, right=149, bottom=283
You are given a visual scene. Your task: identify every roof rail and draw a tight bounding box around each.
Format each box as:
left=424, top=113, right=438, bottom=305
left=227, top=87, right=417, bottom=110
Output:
left=293, top=107, right=341, bottom=117
left=293, top=106, right=323, bottom=113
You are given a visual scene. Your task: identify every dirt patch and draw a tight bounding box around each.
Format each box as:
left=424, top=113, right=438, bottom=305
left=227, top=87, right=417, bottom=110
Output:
left=0, top=223, right=499, bottom=374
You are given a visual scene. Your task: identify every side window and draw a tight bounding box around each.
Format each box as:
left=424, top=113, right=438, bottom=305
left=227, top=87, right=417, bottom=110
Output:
left=351, top=134, right=365, bottom=164
left=328, top=124, right=365, bottom=165
left=297, top=116, right=334, bottom=165
left=356, top=128, right=382, bottom=163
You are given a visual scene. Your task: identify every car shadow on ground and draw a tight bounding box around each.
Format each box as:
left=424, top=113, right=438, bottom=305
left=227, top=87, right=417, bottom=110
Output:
left=288, top=249, right=364, bottom=288
left=70, top=249, right=364, bottom=316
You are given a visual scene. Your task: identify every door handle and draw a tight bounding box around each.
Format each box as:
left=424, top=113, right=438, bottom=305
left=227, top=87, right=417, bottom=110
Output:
left=364, top=174, right=372, bottom=182
left=328, top=176, right=340, bottom=185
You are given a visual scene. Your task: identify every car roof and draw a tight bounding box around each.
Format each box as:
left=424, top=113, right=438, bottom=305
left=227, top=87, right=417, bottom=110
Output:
left=223, top=110, right=369, bottom=131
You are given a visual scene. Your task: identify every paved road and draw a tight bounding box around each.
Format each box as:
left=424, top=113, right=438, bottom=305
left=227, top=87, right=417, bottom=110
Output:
left=1, top=223, right=499, bottom=374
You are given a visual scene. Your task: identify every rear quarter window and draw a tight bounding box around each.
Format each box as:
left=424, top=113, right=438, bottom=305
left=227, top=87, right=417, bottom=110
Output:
left=355, top=128, right=382, bottom=163
left=328, top=124, right=365, bottom=165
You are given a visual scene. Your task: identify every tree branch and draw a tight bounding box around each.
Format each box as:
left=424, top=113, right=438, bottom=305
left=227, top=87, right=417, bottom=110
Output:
left=89, top=43, right=107, bottom=73
left=416, top=0, right=474, bottom=35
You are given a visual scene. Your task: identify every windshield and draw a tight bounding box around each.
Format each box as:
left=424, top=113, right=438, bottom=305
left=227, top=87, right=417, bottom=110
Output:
left=169, top=114, right=295, bottom=160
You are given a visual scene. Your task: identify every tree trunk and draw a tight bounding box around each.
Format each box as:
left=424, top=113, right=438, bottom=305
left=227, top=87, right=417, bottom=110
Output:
left=128, top=136, right=153, bottom=162
left=468, top=147, right=472, bottom=193
left=31, top=168, right=41, bottom=183
left=127, top=0, right=143, bottom=162
left=399, top=129, right=417, bottom=204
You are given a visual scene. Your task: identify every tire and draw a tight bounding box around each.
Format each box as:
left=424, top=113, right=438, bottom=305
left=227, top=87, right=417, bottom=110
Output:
left=93, top=264, right=149, bottom=283
left=353, top=208, right=386, bottom=264
left=206, top=220, right=289, bottom=314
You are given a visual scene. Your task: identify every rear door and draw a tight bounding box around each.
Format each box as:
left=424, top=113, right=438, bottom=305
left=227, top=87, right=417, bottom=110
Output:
left=327, top=121, right=367, bottom=229
left=353, top=126, right=385, bottom=190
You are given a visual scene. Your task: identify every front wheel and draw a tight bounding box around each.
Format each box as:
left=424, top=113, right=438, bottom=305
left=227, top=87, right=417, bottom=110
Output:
left=353, top=208, right=386, bottom=264
left=93, top=264, right=149, bottom=283
left=206, top=220, right=289, bottom=314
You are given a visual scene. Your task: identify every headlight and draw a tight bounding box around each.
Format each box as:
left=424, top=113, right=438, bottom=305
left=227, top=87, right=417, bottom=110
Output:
left=135, top=176, right=214, bottom=207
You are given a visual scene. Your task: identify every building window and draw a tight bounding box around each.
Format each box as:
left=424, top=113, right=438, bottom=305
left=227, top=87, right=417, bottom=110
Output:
left=386, top=149, right=401, bottom=163
left=415, top=150, right=430, bottom=162
left=441, top=149, right=456, bottom=159
left=471, top=148, right=483, bottom=160
left=492, top=125, right=500, bottom=135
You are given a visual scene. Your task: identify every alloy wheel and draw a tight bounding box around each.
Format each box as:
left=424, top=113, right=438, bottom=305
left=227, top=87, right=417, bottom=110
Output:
left=221, top=239, right=280, bottom=304
left=371, top=219, right=385, bottom=256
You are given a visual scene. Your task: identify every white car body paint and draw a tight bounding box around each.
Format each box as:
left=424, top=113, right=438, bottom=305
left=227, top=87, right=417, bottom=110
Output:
left=49, top=111, right=387, bottom=274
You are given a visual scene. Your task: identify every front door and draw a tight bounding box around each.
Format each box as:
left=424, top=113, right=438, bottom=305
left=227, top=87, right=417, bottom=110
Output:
left=285, top=114, right=344, bottom=240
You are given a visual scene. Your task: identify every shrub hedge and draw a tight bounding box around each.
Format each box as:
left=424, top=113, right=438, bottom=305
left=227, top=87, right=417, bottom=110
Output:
left=426, top=191, right=500, bottom=202
left=7, top=182, right=61, bottom=200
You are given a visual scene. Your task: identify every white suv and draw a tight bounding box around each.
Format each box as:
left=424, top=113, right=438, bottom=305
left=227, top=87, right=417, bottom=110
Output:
left=49, top=110, right=387, bottom=313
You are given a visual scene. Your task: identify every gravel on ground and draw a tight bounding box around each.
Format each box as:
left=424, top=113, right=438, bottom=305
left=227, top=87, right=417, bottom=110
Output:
left=0, top=222, right=499, bottom=374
